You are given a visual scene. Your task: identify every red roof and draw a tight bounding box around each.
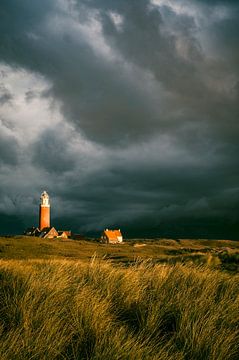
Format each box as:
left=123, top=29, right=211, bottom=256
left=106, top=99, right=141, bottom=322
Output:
left=103, top=229, right=122, bottom=240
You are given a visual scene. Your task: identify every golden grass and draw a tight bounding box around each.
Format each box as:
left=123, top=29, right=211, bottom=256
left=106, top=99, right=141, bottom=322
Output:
left=0, top=236, right=238, bottom=268
left=0, top=258, right=238, bottom=359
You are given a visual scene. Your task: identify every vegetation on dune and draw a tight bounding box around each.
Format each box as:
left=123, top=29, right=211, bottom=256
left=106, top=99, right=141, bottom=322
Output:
left=0, top=259, right=238, bottom=360
left=0, top=237, right=239, bottom=273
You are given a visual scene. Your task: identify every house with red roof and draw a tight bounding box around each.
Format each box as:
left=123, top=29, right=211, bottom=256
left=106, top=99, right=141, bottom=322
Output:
left=101, top=229, right=123, bottom=244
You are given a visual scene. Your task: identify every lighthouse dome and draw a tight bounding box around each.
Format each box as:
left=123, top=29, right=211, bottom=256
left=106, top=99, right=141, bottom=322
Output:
left=40, top=190, right=50, bottom=206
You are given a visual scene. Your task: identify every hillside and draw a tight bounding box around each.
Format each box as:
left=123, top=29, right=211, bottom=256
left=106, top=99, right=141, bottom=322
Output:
left=0, top=258, right=238, bottom=360
left=0, top=236, right=239, bottom=359
left=0, top=236, right=239, bottom=272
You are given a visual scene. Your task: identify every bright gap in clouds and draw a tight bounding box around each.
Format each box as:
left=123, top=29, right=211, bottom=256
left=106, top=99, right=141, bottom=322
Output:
left=0, top=63, right=58, bottom=145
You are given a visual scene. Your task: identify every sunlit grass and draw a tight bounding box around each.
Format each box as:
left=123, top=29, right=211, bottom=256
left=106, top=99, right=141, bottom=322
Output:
left=0, top=237, right=238, bottom=271
left=0, top=258, right=238, bottom=359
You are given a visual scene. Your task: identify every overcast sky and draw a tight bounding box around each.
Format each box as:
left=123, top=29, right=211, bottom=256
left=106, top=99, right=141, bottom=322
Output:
left=0, top=0, right=238, bottom=238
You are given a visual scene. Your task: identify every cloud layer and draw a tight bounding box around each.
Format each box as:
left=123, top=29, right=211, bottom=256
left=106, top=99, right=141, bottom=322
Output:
left=0, top=0, right=238, bottom=238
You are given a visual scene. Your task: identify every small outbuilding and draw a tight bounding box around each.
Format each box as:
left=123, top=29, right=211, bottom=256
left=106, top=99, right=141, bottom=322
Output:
left=101, top=229, right=123, bottom=244
left=24, top=227, right=40, bottom=237
left=57, top=231, right=70, bottom=239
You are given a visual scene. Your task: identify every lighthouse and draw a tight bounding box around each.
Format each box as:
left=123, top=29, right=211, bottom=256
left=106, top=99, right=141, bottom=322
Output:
left=39, top=190, right=50, bottom=230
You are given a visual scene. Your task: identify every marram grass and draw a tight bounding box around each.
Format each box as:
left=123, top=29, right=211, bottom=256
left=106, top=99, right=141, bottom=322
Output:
left=0, top=259, right=238, bottom=360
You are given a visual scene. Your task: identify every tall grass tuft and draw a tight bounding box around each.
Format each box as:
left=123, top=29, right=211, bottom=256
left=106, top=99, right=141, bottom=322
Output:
left=0, top=259, right=238, bottom=359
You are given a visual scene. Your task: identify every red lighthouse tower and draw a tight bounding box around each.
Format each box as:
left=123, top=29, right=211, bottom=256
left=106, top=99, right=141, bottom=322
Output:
left=39, top=191, right=50, bottom=230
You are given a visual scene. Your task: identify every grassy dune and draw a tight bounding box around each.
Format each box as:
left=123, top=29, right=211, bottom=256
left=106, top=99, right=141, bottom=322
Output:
left=0, top=237, right=238, bottom=359
left=0, top=258, right=239, bottom=359
left=0, top=236, right=239, bottom=270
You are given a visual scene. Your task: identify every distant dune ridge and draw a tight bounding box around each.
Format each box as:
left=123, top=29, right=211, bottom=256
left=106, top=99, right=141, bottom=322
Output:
left=0, top=236, right=238, bottom=271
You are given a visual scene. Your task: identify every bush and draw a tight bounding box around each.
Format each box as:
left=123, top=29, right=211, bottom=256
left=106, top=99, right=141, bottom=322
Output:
left=219, top=252, right=239, bottom=272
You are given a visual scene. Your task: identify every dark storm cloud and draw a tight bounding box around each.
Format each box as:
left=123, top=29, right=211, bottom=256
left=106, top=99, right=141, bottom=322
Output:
left=195, top=0, right=238, bottom=4
left=0, top=0, right=239, bottom=237
left=0, top=0, right=238, bottom=144
left=88, top=0, right=202, bottom=92
left=31, top=128, right=76, bottom=174
left=0, top=93, right=12, bottom=105
left=0, top=0, right=204, bottom=144
left=0, top=0, right=159, bottom=144
left=0, top=91, right=13, bottom=106
left=0, top=82, right=13, bottom=105
left=75, top=0, right=239, bottom=142
left=50, top=143, right=239, bottom=238
left=0, top=131, right=19, bottom=166
left=25, top=90, right=39, bottom=103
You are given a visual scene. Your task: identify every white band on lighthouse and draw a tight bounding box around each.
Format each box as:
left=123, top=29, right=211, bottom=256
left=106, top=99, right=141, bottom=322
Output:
left=40, top=190, right=50, bottom=207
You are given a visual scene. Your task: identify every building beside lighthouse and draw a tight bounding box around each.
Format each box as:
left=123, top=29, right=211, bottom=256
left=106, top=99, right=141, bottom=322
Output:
left=39, top=191, right=50, bottom=230
left=24, top=191, right=71, bottom=239
left=25, top=191, right=123, bottom=242
left=101, top=229, right=123, bottom=244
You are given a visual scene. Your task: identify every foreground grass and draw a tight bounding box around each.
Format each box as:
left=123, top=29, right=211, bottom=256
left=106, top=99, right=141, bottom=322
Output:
left=0, top=259, right=238, bottom=359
